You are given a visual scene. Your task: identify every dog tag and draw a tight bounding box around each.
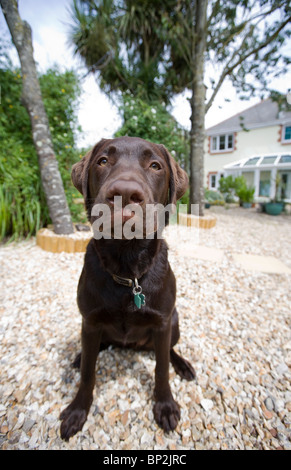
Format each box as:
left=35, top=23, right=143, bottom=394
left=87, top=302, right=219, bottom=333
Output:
left=134, top=293, right=146, bottom=309
left=133, top=279, right=146, bottom=309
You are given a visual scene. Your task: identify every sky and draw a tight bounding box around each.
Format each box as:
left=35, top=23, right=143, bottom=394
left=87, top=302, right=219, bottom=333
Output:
left=0, top=0, right=290, bottom=148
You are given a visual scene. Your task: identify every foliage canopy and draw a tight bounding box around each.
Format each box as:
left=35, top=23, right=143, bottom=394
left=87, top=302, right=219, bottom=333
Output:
left=69, top=0, right=291, bottom=107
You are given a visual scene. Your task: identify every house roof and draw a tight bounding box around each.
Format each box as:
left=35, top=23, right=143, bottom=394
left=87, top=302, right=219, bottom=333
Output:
left=223, top=153, right=291, bottom=170
left=206, top=99, right=291, bottom=135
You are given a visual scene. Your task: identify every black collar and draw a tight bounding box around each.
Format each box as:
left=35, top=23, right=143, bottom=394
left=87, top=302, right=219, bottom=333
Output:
left=111, top=273, right=145, bottom=308
left=111, top=273, right=134, bottom=287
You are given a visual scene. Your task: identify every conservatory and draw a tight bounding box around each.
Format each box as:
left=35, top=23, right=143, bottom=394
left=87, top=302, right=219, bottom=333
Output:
left=223, top=153, right=291, bottom=202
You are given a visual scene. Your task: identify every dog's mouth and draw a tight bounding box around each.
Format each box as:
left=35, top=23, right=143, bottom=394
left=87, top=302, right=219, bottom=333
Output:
left=106, top=196, right=142, bottom=224
left=107, top=193, right=144, bottom=207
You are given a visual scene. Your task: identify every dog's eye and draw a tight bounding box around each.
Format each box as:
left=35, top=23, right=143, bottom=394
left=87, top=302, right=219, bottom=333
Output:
left=150, top=162, right=161, bottom=171
left=97, top=157, right=108, bottom=167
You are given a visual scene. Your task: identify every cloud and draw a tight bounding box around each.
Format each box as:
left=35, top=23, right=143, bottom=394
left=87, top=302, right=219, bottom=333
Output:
left=77, top=75, right=121, bottom=148
left=34, top=26, right=75, bottom=72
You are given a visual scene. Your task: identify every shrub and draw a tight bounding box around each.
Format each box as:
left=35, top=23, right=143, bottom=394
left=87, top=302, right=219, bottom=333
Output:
left=204, top=189, right=225, bottom=205
left=219, top=175, right=255, bottom=205
left=219, top=175, right=236, bottom=202
left=236, top=185, right=255, bottom=204
left=0, top=64, right=84, bottom=240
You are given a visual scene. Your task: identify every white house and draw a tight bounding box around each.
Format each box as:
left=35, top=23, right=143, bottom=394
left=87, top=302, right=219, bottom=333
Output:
left=204, top=99, right=291, bottom=201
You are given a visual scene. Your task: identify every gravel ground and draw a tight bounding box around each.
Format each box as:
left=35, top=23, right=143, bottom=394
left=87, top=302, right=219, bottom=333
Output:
left=0, top=207, right=290, bottom=450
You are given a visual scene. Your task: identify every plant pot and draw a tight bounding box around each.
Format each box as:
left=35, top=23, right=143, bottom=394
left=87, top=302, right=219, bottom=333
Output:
left=265, top=202, right=283, bottom=216
left=205, top=202, right=211, bottom=209
left=242, top=202, right=252, bottom=208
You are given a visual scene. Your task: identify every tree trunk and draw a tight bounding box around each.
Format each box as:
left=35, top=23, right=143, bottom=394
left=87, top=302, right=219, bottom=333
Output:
left=189, top=0, right=208, bottom=217
left=1, top=0, right=74, bottom=234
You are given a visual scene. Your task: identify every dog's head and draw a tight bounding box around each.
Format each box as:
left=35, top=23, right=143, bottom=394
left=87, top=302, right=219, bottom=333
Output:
left=72, top=136, right=188, bottom=238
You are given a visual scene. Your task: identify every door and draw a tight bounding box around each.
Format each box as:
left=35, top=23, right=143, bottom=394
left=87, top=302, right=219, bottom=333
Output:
left=279, top=171, right=291, bottom=201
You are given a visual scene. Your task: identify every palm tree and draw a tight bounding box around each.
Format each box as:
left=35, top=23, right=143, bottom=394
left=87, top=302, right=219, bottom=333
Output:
left=68, top=0, right=173, bottom=103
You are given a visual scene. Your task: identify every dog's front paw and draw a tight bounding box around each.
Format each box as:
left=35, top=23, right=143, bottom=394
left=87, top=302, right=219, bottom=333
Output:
left=60, top=403, right=88, bottom=441
left=153, top=398, right=180, bottom=432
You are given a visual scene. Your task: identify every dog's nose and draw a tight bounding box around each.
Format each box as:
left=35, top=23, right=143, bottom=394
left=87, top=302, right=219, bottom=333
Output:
left=106, top=180, right=145, bottom=207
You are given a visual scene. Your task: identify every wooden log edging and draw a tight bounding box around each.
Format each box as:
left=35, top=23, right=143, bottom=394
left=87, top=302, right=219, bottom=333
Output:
left=36, top=228, right=91, bottom=253
left=178, top=212, right=217, bottom=229
left=37, top=213, right=216, bottom=253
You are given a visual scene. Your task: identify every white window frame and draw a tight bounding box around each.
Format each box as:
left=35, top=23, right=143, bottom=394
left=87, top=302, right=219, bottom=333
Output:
left=211, top=133, right=234, bottom=153
left=282, top=125, right=291, bottom=143
left=210, top=174, right=217, bottom=189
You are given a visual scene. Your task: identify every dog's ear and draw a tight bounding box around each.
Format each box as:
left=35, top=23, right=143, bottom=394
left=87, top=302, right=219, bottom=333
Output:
left=158, top=145, right=189, bottom=205
left=71, top=139, right=109, bottom=200
left=71, top=149, right=91, bottom=196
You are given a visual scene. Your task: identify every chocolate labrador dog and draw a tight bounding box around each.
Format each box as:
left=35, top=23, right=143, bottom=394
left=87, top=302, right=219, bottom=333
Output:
left=60, top=136, right=195, bottom=441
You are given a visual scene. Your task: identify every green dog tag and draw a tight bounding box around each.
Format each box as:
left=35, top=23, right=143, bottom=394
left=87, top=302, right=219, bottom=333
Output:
left=133, top=278, right=146, bottom=309
left=134, top=293, right=146, bottom=309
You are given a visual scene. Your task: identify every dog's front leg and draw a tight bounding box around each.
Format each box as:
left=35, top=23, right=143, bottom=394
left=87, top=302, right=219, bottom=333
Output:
left=60, top=319, right=102, bottom=441
left=153, top=320, right=180, bottom=432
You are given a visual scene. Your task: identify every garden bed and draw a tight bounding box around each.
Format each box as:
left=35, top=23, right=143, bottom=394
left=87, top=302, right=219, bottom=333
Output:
left=36, top=226, right=92, bottom=253
left=178, top=212, right=217, bottom=229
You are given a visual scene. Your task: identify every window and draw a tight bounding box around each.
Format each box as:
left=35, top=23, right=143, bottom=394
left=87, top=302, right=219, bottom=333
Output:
left=212, top=136, right=217, bottom=150
left=211, top=134, right=234, bottom=152
left=219, top=135, right=225, bottom=150
left=261, top=156, right=277, bottom=165
left=259, top=171, right=271, bottom=197
left=210, top=174, right=217, bottom=188
left=279, top=154, right=291, bottom=164
left=244, top=157, right=260, bottom=166
left=242, top=171, right=254, bottom=187
left=282, top=125, right=291, bottom=142
left=228, top=134, right=233, bottom=149
left=278, top=171, right=291, bottom=200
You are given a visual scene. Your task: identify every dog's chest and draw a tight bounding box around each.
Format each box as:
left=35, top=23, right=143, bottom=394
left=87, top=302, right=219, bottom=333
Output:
left=102, top=312, right=151, bottom=346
